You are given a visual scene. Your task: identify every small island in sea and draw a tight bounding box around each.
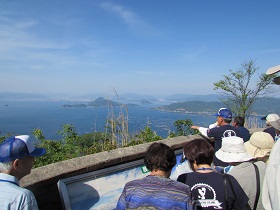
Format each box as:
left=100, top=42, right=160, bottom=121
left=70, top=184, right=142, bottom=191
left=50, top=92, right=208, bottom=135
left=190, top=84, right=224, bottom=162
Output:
left=62, top=97, right=140, bottom=108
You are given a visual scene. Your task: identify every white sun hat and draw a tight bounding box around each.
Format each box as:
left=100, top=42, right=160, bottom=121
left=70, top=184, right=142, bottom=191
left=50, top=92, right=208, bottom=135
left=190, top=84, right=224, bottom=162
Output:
left=266, top=64, right=280, bottom=75
left=216, top=136, right=253, bottom=163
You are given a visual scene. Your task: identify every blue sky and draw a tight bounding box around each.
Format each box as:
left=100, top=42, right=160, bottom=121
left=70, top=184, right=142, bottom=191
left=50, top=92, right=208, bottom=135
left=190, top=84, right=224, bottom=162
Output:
left=1, top=0, right=279, bottom=97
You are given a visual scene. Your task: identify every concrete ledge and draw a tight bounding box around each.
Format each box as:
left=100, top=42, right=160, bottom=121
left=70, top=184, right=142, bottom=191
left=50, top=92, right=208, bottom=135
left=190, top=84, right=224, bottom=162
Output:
left=20, top=135, right=197, bottom=210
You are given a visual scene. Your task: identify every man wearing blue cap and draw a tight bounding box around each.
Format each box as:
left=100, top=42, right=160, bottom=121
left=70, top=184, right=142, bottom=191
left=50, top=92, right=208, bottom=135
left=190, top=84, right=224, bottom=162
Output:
left=0, top=135, right=46, bottom=210
left=191, top=108, right=241, bottom=168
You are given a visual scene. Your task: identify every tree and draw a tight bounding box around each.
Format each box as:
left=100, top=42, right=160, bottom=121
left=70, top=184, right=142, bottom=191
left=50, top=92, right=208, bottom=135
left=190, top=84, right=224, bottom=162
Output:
left=169, top=119, right=199, bottom=137
left=214, top=60, right=277, bottom=118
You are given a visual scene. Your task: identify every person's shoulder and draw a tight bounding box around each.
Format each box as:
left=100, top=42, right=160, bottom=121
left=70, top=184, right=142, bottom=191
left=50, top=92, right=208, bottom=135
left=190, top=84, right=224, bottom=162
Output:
left=225, top=173, right=239, bottom=183
left=6, top=185, right=37, bottom=200
left=223, top=124, right=238, bottom=129
left=168, top=178, right=191, bottom=193
left=254, top=160, right=267, bottom=170
left=239, top=126, right=249, bottom=131
left=18, top=187, right=36, bottom=198
left=124, top=177, right=146, bottom=187
left=264, top=126, right=274, bottom=132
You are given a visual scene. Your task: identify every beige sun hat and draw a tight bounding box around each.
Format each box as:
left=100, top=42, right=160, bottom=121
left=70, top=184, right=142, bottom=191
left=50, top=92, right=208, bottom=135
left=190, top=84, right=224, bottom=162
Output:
left=216, top=136, right=253, bottom=163
left=266, top=64, right=280, bottom=75
left=244, top=132, right=275, bottom=158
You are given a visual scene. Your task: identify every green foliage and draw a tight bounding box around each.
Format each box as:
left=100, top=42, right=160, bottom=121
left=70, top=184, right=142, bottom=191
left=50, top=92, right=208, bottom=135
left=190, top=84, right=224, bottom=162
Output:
left=213, top=60, right=277, bottom=117
left=34, top=140, right=65, bottom=167
left=169, top=119, right=199, bottom=137
left=33, top=125, right=118, bottom=168
left=32, top=118, right=197, bottom=168
left=128, top=126, right=162, bottom=146
left=0, top=136, right=6, bottom=144
left=32, top=129, right=45, bottom=141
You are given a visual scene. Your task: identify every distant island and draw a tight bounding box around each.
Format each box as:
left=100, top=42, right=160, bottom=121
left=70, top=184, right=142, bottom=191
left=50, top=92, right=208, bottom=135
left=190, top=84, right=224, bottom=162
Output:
left=62, top=97, right=141, bottom=108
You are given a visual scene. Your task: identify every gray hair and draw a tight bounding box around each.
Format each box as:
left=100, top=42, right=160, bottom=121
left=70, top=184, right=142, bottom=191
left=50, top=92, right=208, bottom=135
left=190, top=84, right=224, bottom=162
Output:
left=0, top=161, right=13, bottom=173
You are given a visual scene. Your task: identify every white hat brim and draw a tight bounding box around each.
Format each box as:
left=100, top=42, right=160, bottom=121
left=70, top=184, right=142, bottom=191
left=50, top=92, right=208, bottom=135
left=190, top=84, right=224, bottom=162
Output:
left=266, top=65, right=280, bottom=75
left=216, top=149, right=253, bottom=163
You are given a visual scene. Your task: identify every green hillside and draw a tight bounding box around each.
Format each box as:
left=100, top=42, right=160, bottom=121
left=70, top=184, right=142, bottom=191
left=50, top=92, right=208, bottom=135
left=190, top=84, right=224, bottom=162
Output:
left=156, top=97, right=280, bottom=115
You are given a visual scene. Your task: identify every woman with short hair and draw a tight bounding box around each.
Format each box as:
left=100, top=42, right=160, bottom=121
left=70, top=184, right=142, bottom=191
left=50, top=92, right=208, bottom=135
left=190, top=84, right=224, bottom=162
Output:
left=116, top=142, right=194, bottom=210
left=177, top=139, right=249, bottom=210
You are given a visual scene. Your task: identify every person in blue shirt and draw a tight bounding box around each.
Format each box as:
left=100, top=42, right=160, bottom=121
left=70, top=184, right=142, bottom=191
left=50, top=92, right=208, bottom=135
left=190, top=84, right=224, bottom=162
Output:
left=191, top=108, right=242, bottom=167
left=116, top=142, right=194, bottom=210
left=232, top=116, right=251, bottom=142
left=0, top=135, right=46, bottom=210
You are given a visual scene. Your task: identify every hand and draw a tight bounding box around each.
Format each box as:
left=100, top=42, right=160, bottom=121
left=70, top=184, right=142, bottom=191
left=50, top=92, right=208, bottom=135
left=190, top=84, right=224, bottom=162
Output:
left=191, top=125, right=199, bottom=130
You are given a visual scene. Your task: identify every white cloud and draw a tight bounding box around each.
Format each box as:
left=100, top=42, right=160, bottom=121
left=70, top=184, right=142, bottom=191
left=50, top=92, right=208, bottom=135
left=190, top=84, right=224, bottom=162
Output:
left=100, top=2, right=158, bottom=36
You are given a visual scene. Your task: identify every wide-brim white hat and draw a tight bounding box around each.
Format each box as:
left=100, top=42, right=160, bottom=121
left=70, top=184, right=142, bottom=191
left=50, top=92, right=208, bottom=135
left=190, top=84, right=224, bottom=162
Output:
left=266, top=65, right=280, bottom=75
left=216, top=136, right=253, bottom=163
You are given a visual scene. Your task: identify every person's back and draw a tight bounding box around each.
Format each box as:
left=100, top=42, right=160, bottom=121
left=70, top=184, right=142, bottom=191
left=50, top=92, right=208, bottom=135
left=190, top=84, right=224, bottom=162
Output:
left=191, top=108, right=242, bottom=167
left=216, top=135, right=268, bottom=210
left=261, top=113, right=280, bottom=139
left=233, top=116, right=250, bottom=142
left=117, top=175, right=192, bottom=210
left=177, top=139, right=249, bottom=210
left=227, top=161, right=266, bottom=210
left=116, top=142, right=193, bottom=210
left=208, top=124, right=241, bottom=166
left=263, top=126, right=276, bottom=139
left=0, top=173, right=38, bottom=210
left=178, top=171, right=247, bottom=210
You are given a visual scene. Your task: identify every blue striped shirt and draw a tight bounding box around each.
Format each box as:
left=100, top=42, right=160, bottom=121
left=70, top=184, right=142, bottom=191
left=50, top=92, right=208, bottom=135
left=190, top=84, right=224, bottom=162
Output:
left=116, top=175, right=193, bottom=210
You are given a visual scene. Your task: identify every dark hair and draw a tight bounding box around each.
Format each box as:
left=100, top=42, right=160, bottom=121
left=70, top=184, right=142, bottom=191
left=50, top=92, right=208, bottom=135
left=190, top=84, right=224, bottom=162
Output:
left=223, top=118, right=232, bottom=124
left=144, top=142, right=176, bottom=172
left=183, top=139, right=214, bottom=171
left=234, top=116, right=245, bottom=127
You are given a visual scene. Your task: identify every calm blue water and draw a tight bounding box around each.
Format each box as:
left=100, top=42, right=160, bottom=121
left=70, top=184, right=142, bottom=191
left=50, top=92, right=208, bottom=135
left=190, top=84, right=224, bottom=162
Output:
left=0, top=100, right=228, bottom=140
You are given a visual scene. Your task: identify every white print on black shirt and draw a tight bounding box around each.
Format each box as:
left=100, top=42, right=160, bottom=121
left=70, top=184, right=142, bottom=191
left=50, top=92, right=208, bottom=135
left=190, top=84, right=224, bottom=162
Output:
left=223, top=130, right=237, bottom=138
left=191, top=183, right=223, bottom=209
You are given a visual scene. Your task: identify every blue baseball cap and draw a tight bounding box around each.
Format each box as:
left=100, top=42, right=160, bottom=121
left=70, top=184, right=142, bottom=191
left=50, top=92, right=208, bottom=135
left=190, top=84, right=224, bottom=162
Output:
left=0, top=135, right=46, bottom=163
left=214, top=108, right=232, bottom=119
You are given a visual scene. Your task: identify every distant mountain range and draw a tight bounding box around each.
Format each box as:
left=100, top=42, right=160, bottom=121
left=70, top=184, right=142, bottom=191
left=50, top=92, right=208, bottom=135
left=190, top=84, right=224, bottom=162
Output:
left=0, top=92, right=221, bottom=102
left=156, top=97, right=280, bottom=115
left=1, top=92, right=279, bottom=115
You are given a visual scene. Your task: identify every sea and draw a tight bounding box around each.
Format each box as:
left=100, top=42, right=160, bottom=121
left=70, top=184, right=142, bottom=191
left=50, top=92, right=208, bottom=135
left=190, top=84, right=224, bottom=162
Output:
left=0, top=100, right=265, bottom=141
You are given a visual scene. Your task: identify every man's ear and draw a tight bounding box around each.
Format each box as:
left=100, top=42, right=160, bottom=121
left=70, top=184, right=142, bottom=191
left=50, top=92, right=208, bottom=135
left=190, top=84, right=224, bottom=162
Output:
left=12, top=159, right=20, bottom=171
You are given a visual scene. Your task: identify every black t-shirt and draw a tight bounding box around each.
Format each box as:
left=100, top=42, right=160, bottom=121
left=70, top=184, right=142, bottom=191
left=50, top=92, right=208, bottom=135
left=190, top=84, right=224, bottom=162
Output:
left=207, top=124, right=241, bottom=166
left=177, top=172, right=249, bottom=210
left=263, top=126, right=276, bottom=139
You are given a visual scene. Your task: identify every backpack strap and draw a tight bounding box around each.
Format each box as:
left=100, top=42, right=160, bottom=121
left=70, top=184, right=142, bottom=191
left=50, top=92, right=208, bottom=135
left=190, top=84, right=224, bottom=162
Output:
left=252, top=163, right=260, bottom=210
